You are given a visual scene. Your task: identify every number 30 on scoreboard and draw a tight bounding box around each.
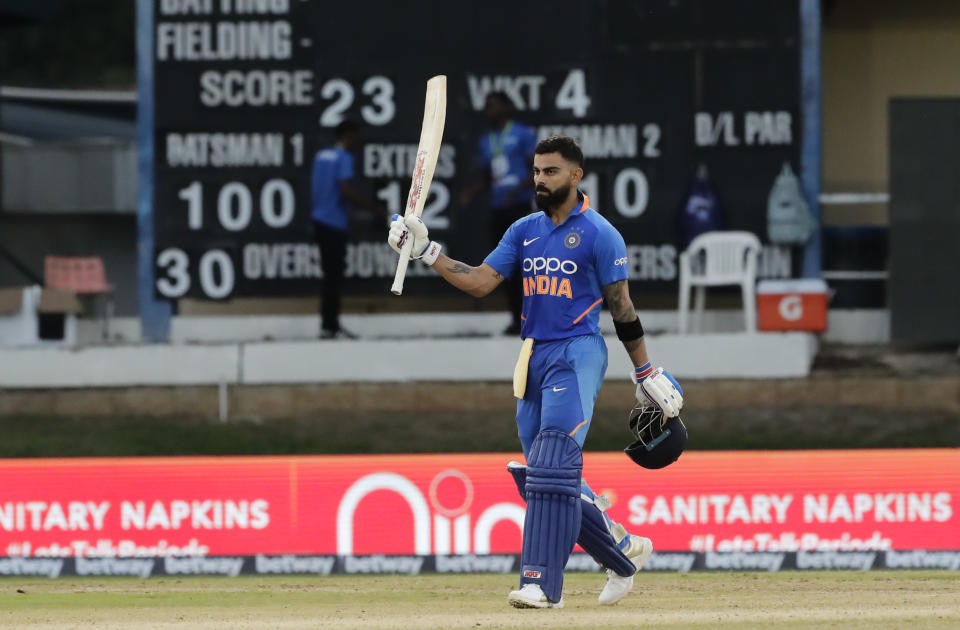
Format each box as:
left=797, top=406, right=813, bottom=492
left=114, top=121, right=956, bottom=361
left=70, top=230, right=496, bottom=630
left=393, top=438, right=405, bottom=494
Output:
left=155, top=247, right=234, bottom=300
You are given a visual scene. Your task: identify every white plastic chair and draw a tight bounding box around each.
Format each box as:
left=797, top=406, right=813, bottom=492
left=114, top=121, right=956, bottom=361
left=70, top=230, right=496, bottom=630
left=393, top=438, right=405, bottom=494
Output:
left=677, top=231, right=762, bottom=334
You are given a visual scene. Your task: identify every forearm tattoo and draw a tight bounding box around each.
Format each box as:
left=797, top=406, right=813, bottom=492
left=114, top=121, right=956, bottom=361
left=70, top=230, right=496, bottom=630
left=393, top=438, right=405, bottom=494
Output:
left=602, top=280, right=636, bottom=322
left=602, top=280, right=644, bottom=352
left=446, top=262, right=472, bottom=275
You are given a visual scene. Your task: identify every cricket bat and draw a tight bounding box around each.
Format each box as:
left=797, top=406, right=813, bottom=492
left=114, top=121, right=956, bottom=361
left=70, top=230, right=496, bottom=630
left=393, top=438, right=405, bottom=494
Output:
left=391, top=75, right=447, bottom=296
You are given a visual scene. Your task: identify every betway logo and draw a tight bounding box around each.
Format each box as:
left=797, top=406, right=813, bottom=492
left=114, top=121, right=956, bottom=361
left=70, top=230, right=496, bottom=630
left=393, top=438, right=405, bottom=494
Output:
left=336, top=472, right=524, bottom=556
left=522, top=257, right=578, bottom=275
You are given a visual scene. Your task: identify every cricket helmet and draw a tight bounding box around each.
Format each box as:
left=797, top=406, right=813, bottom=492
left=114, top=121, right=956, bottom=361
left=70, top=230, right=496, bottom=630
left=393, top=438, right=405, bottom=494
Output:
left=624, top=404, right=687, bottom=469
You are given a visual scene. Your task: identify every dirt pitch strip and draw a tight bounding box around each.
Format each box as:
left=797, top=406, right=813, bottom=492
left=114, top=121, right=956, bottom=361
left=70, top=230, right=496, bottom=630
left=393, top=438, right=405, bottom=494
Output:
left=0, top=571, right=958, bottom=629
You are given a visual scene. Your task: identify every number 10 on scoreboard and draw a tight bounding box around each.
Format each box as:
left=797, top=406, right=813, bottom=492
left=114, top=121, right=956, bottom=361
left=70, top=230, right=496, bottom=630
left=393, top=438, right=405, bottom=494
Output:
left=391, top=75, right=447, bottom=295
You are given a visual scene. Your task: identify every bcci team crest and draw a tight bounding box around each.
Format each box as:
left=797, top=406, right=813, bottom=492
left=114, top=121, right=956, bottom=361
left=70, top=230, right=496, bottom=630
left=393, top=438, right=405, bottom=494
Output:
left=564, top=232, right=581, bottom=249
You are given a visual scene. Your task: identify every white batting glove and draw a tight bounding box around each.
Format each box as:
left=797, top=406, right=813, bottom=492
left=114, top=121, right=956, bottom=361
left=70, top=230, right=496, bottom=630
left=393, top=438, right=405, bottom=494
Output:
left=387, top=214, right=441, bottom=266
left=633, top=362, right=684, bottom=418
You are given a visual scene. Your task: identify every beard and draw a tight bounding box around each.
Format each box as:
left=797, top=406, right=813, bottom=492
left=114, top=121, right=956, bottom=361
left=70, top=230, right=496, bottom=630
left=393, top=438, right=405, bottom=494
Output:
left=535, top=182, right=572, bottom=214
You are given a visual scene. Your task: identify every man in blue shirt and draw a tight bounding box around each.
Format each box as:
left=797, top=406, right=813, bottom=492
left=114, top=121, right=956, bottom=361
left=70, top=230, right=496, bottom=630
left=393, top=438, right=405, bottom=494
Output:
left=312, top=120, right=383, bottom=339
left=388, top=135, right=684, bottom=608
left=460, top=92, right=539, bottom=335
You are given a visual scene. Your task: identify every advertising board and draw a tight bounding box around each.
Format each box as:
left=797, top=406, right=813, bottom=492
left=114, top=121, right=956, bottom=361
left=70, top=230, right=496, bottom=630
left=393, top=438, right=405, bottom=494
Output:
left=1, top=450, right=957, bottom=575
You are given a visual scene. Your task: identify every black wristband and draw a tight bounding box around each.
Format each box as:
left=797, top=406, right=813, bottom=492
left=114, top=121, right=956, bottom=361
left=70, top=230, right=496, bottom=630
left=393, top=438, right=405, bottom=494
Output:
left=614, top=317, right=644, bottom=342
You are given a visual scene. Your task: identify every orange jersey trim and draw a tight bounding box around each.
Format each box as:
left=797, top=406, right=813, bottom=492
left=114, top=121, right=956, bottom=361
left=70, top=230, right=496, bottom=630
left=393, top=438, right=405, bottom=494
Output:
left=572, top=298, right=603, bottom=324
left=569, top=419, right=589, bottom=437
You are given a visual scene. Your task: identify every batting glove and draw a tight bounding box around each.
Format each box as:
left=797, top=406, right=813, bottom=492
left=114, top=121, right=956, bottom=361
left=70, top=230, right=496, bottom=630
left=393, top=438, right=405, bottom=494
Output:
left=633, top=362, right=684, bottom=418
left=387, top=214, right=441, bottom=266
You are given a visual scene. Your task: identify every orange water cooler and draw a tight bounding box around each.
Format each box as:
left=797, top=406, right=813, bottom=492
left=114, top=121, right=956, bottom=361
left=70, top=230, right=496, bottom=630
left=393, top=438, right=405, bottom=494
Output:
left=756, top=279, right=829, bottom=332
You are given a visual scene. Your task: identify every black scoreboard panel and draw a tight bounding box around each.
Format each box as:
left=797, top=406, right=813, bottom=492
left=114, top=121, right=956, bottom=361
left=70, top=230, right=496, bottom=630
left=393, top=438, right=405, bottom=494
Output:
left=153, top=0, right=799, bottom=300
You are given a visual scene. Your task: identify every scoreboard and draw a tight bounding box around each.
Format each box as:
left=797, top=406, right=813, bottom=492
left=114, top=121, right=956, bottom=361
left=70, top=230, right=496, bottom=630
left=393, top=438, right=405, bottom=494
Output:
left=151, top=0, right=800, bottom=300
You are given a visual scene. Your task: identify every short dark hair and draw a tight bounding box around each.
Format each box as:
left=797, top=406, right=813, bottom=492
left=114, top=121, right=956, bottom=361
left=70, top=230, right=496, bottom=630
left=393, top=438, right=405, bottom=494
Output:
left=534, top=134, right=584, bottom=168
left=335, top=119, right=359, bottom=140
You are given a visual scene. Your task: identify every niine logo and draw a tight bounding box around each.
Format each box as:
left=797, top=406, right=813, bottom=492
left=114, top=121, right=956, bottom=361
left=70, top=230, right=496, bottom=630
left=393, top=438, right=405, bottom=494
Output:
left=523, top=237, right=540, bottom=246
left=552, top=386, right=567, bottom=392
left=336, top=471, right=525, bottom=556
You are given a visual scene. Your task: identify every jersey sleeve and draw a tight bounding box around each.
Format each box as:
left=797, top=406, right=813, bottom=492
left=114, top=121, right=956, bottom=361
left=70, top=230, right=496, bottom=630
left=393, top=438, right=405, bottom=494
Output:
left=594, top=221, right=629, bottom=286
left=482, top=219, right=523, bottom=279
left=337, top=151, right=354, bottom=180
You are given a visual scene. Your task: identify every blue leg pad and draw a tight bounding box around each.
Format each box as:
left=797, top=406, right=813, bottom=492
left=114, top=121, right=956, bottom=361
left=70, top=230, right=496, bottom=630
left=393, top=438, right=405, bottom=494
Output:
left=519, top=430, right=582, bottom=603
left=507, top=461, right=526, bottom=500
left=579, top=497, right=636, bottom=577
left=507, top=464, right=635, bottom=577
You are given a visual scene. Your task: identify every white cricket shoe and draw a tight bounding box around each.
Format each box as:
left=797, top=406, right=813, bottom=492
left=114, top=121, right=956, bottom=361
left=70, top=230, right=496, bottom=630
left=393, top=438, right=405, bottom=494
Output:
left=508, top=583, right=564, bottom=609
left=598, top=535, right=654, bottom=605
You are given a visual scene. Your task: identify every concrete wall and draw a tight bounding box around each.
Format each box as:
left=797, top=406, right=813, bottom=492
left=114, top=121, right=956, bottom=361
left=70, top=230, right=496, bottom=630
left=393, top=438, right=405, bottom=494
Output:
left=0, top=331, right=818, bottom=388
left=2, top=140, right=137, bottom=213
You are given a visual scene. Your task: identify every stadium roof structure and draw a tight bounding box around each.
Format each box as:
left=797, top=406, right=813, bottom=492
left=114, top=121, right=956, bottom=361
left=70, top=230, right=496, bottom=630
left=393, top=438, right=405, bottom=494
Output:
left=0, top=86, right=135, bottom=143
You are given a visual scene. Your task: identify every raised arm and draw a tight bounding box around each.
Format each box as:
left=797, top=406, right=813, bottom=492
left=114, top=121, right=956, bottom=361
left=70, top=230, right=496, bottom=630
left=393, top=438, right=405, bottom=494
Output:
left=432, top=255, right=505, bottom=298
left=388, top=215, right=505, bottom=298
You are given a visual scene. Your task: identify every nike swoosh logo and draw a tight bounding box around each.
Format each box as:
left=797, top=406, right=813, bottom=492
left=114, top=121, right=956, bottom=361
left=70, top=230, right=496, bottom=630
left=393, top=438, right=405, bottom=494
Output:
left=523, top=237, right=540, bottom=246
left=552, top=386, right=567, bottom=392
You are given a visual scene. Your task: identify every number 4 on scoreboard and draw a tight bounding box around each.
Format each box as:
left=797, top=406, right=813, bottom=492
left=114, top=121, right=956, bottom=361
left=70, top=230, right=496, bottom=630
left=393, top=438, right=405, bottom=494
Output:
left=555, top=69, right=590, bottom=118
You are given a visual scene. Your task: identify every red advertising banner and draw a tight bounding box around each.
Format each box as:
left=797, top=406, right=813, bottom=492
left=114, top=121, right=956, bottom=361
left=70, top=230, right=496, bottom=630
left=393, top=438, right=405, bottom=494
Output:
left=0, top=449, right=957, bottom=558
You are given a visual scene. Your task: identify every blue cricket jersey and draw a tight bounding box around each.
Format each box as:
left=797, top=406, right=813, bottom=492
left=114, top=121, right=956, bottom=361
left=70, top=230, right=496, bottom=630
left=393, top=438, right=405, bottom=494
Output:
left=311, top=146, right=353, bottom=231
left=478, top=121, right=538, bottom=208
left=483, top=193, right=629, bottom=341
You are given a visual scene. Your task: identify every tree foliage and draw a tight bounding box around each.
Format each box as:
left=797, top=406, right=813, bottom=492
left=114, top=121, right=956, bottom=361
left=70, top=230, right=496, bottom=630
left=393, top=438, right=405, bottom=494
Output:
left=0, top=0, right=135, bottom=88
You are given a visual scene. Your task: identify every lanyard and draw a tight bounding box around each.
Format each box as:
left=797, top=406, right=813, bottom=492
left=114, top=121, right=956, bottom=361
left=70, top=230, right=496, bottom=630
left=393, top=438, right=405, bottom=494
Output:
left=488, top=121, right=513, bottom=158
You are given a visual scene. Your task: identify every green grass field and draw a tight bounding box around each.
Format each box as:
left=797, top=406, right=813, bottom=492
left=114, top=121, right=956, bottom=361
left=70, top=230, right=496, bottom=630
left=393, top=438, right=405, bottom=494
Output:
left=1, top=571, right=958, bottom=629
